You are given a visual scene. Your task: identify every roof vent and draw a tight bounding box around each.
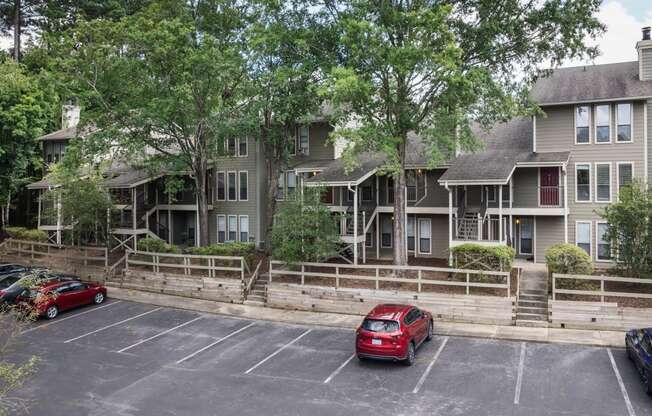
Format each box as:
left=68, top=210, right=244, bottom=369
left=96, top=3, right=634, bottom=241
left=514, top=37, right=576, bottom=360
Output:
left=643, top=27, right=651, bottom=41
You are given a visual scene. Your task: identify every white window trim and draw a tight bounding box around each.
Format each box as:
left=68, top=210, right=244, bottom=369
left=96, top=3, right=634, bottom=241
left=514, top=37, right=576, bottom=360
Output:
left=227, top=215, right=238, bottom=242
left=227, top=171, right=237, bottom=201
left=616, top=102, right=634, bottom=143
left=594, top=162, right=612, bottom=203
left=216, top=171, right=226, bottom=201
left=237, top=137, right=248, bottom=158
left=217, top=214, right=226, bottom=243
left=575, top=220, right=593, bottom=259
left=226, top=138, right=237, bottom=156
left=239, top=215, right=249, bottom=243
left=417, top=218, right=432, bottom=255
left=381, top=216, right=392, bottom=248
left=594, top=104, right=612, bottom=144
left=297, top=125, right=310, bottom=155
left=574, top=105, right=592, bottom=145
left=575, top=163, right=592, bottom=203
left=616, top=161, right=635, bottom=202
left=238, top=171, right=249, bottom=201
left=595, top=220, right=611, bottom=263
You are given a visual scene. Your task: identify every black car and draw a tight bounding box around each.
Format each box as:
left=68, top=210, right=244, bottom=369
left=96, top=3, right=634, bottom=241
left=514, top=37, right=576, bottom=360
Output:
left=0, top=270, right=75, bottom=305
left=0, top=264, right=29, bottom=277
left=626, top=328, right=652, bottom=395
left=0, top=273, right=23, bottom=290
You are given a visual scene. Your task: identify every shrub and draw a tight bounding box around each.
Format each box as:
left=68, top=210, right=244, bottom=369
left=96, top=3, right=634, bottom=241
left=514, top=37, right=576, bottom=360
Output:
left=136, top=237, right=180, bottom=254
left=545, top=243, right=593, bottom=275
left=186, top=242, right=256, bottom=266
left=4, top=227, right=47, bottom=242
left=451, top=243, right=515, bottom=272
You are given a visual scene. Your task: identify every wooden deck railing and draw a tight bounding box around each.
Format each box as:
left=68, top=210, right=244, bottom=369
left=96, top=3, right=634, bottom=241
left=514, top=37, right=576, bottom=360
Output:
left=0, top=239, right=108, bottom=269
left=553, top=273, right=652, bottom=303
left=125, top=250, right=246, bottom=281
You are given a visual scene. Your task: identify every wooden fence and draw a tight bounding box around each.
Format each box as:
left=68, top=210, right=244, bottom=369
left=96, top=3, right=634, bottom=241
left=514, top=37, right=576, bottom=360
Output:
left=125, top=250, right=247, bottom=281
left=553, top=273, right=652, bottom=303
left=0, top=238, right=108, bottom=269
left=269, top=260, right=511, bottom=297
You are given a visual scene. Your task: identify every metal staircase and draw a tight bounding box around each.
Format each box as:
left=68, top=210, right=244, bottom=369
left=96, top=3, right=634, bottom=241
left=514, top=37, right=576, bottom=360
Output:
left=456, top=212, right=479, bottom=240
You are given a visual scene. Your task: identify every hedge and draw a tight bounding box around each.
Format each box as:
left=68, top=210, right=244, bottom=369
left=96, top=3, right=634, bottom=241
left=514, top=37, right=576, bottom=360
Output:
left=136, top=237, right=181, bottom=254
left=451, top=243, right=515, bottom=272
left=545, top=243, right=594, bottom=290
left=186, top=243, right=256, bottom=266
left=4, top=227, right=47, bottom=242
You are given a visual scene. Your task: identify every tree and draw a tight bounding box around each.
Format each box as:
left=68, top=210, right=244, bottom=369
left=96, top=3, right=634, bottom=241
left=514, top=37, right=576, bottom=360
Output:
left=51, top=0, right=256, bottom=246
left=322, top=0, right=603, bottom=266
left=600, top=181, right=652, bottom=278
left=0, top=0, right=39, bottom=61
left=0, top=58, right=56, bottom=228
left=247, top=0, right=337, bottom=252
left=270, top=187, right=341, bottom=264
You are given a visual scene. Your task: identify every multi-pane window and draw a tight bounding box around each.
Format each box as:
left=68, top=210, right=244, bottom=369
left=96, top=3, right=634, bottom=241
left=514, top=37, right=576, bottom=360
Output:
left=276, top=173, right=285, bottom=200
left=407, top=217, right=415, bottom=251
left=576, top=164, right=591, bottom=202
left=418, top=218, right=431, bottom=254
left=228, top=215, right=237, bottom=242
left=217, top=215, right=226, bottom=243
left=597, top=222, right=611, bottom=261
left=575, top=106, right=590, bottom=144
left=381, top=215, right=392, bottom=248
left=286, top=171, right=296, bottom=199
left=238, top=138, right=248, bottom=157
left=576, top=222, right=591, bottom=256
left=298, top=126, right=309, bottom=154
left=616, top=103, right=632, bottom=142
left=239, top=216, right=249, bottom=243
left=239, top=171, right=248, bottom=201
left=595, top=163, right=611, bottom=202
left=227, top=172, right=237, bottom=201
left=595, top=105, right=610, bottom=143
left=407, top=171, right=417, bottom=202
left=617, top=162, right=633, bottom=198
left=227, top=138, right=237, bottom=156
left=217, top=172, right=225, bottom=201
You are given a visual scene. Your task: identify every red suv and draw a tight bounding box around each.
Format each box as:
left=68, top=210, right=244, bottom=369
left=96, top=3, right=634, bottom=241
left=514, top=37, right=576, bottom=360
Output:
left=356, top=304, right=433, bottom=366
left=16, top=280, right=107, bottom=319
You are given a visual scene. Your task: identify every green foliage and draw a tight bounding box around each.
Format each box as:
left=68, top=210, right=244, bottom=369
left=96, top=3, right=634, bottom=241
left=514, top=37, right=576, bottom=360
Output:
left=137, top=237, right=180, bottom=254
left=4, top=226, right=47, bottom=242
left=545, top=243, right=594, bottom=275
left=270, top=188, right=341, bottom=264
left=187, top=242, right=256, bottom=266
left=451, top=243, right=515, bottom=272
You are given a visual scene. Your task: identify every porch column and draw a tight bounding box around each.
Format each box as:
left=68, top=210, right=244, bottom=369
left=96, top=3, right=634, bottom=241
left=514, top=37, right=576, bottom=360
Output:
left=353, top=185, right=358, bottom=265
left=37, top=190, right=42, bottom=228
left=132, top=187, right=137, bottom=231
left=404, top=186, right=408, bottom=259
left=563, top=164, right=569, bottom=243
left=509, top=178, right=513, bottom=246
left=447, top=184, right=453, bottom=265
left=56, top=194, right=62, bottom=245
left=376, top=215, right=380, bottom=260
left=498, top=185, right=503, bottom=244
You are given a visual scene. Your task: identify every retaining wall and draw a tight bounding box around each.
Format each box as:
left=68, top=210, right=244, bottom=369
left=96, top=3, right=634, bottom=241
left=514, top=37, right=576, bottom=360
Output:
left=0, top=253, right=107, bottom=283
left=550, top=300, right=652, bottom=331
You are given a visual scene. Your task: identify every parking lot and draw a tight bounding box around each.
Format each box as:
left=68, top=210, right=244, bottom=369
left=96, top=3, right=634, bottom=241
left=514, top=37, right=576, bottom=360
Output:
left=8, top=299, right=652, bottom=416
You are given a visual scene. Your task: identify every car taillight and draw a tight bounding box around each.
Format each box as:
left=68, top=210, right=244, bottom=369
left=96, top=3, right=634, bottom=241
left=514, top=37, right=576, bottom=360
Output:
left=0, top=290, right=5, bottom=297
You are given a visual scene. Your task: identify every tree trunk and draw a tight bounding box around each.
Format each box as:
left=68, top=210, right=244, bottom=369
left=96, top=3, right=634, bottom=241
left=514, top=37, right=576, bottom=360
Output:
left=264, top=146, right=280, bottom=255
left=392, top=141, right=408, bottom=266
left=13, top=0, right=20, bottom=61
left=194, top=165, right=210, bottom=247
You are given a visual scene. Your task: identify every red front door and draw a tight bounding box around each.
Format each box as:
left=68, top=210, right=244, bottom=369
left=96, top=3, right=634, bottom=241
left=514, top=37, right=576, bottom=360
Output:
left=540, top=167, right=559, bottom=206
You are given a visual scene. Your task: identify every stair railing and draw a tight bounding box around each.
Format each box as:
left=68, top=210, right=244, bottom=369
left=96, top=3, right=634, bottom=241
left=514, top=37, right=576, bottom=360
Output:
left=244, top=259, right=263, bottom=298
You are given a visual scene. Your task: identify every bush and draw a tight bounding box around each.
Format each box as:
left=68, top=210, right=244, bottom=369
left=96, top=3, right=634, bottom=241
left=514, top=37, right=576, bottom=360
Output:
left=4, top=227, right=47, bottom=242
left=186, top=242, right=256, bottom=266
left=545, top=243, right=593, bottom=275
left=136, top=237, right=180, bottom=254
left=451, top=243, right=515, bottom=272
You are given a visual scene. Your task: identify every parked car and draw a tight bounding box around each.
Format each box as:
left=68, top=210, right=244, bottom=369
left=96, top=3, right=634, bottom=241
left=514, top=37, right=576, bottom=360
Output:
left=0, top=270, right=75, bottom=305
left=0, top=264, right=29, bottom=277
left=355, top=304, right=433, bottom=366
left=626, top=328, right=652, bottom=395
left=16, top=280, right=107, bottom=319
left=0, top=273, right=23, bottom=290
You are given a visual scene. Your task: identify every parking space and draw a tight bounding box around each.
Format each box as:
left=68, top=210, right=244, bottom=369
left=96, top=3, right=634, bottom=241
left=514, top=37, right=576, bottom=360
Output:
left=10, top=299, right=652, bottom=416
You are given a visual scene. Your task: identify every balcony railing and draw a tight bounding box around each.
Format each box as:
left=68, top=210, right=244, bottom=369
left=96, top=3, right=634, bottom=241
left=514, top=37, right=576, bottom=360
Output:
left=454, top=217, right=507, bottom=242
left=539, top=186, right=562, bottom=207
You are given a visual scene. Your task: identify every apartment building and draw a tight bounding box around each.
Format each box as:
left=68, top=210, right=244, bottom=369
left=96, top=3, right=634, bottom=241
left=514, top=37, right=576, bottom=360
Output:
left=24, top=28, right=652, bottom=265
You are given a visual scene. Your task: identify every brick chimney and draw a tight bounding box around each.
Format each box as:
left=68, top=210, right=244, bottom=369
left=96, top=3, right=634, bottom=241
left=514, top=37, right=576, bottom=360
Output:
left=61, top=104, right=80, bottom=129
left=637, top=27, right=652, bottom=81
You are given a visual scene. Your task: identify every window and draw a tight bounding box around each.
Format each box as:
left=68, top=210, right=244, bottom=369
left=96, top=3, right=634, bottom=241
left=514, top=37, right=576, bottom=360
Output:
left=404, top=308, right=419, bottom=325
left=239, top=171, right=248, bottom=201
left=238, top=138, right=248, bottom=157
left=576, top=221, right=591, bottom=256
left=407, top=217, right=415, bottom=251
left=595, top=163, right=611, bottom=202
left=227, top=138, right=237, bottom=156
left=486, top=186, right=496, bottom=202
left=227, top=172, right=237, bottom=201
left=501, top=185, right=510, bottom=202
left=617, top=162, right=633, bottom=198
left=576, top=164, right=591, bottom=202
left=596, top=222, right=611, bottom=261
left=595, top=104, right=611, bottom=143
left=217, top=215, right=226, bottom=243
left=362, top=185, right=373, bottom=202
left=387, top=177, right=394, bottom=204
left=205, top=171, right=213, bottom=204
left=519, top=217, right=533, bottom=255
left=276, top=173, right=285, bottom=200
left=298, top=126, right=309, bottom=155
left=239, top=216, right=249, bottom=243
left=575, top=105, right=590, bottom=144
left=228, top=215, right=237, bottom=242
left=217, top=172, right=225, bottom=201
left=418, top=218, right=431, bottom=254
left=286, top=171, right=296, bottom=199
left=320, top=187, right=333, bottom=204
left=381, top=215, right=392, bottom=248
left=616, top=103, right=632, bottom=142
left=407, top=171, right=417, bottom=202
left=288, top=134, right=296, bottom=155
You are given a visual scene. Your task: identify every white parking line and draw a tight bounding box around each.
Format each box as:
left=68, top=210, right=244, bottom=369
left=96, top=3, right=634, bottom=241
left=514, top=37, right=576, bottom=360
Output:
left=117, top=316, right=204, bottom=353
left=324, top=353, right=356, bottom=384
left=63, top=307, right=163, bottom=343
left=22, top=301, right=123, bottom=335
left=244, top=329, right=312, bottom=375
left=607, top=348, right=637, bottom=416
left=175, top=322, right=256, bottom=365
left=513, top=342, right=526, bottom=405
left=412, top=337, right=449, bottom=394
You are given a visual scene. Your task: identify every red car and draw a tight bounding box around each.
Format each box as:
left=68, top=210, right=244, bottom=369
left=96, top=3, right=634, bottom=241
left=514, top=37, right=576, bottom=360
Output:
left=17, top=280, right=107, bottom=319
left=356, top=304, right=433, bottom=366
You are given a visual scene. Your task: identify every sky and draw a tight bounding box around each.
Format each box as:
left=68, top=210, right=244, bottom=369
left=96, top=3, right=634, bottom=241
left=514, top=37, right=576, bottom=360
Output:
left=1, top=0, right=652, bottom=66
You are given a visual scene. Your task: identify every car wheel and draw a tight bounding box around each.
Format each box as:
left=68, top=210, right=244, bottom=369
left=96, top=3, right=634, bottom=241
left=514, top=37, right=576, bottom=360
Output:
left=45, top=305, right=58, bottom=320
left=93, top=292, right=105, bottom=305
left=426, top=321, right=433, bottom=342
left=404, top=342, right=415, bottom=366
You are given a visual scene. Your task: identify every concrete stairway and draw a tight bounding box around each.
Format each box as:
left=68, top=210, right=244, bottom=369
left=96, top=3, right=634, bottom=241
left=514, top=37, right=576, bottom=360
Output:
left=244, top=277, right=268, bottom=307
left=516, top=264, right=549, bottom=327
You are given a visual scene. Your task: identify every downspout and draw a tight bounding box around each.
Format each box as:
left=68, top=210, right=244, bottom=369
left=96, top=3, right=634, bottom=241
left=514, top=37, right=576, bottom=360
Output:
left=445, top=182, right=453, bottom=265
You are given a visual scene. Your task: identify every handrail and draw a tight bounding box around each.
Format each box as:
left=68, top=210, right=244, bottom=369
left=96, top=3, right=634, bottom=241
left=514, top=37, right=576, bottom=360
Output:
left=269, top=260, right=509, bottom=276
left=553, top=273, right=652, bottom=303
left=245, top=259, right=263, bottom=296
left=108, top=254, right=127, bottom=277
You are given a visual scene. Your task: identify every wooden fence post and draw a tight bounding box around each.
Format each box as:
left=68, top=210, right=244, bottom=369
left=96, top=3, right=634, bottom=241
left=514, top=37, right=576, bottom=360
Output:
left=269, top=260, right=273, bottom=283
left=600, top=278, right=605, bottom=303
left=125, top=251, right=130, bottom=272
left=301, top=264, right=305, bottom=286
left=466, top=272, right=470, bottom=295
left=241, top=258, right=245, bottom=283
left=375, top=268, right=379, bottom=290
left=417, top=270, right=422, bottom=293
left=552, top=274, right=556, bottom=301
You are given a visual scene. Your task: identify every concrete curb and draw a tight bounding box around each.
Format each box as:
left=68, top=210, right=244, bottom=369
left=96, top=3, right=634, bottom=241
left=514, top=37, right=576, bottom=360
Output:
left=107, top=287, right=626, bottom=348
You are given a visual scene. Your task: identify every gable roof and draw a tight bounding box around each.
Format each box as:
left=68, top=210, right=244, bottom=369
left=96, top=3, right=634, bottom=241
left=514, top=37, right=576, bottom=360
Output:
left=531, top=61, right=652, bottom=105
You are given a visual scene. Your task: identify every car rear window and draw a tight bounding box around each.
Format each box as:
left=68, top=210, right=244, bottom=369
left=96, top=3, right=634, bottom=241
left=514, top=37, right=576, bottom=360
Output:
left=362, top=319, right=399, bottom=333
